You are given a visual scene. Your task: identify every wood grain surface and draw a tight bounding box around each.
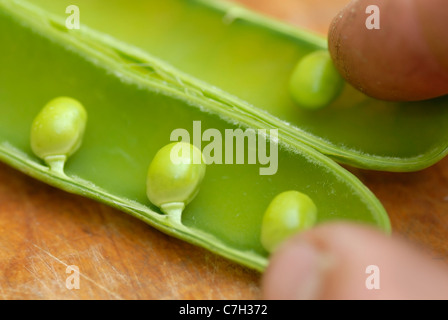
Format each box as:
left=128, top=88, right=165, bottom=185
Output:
left=1, top=0, right=447, bottom=300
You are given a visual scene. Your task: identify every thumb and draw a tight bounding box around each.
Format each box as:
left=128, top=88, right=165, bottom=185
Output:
left=261, top=222, right=448, bottom=300
left=328, top=0, right=448, bottom=101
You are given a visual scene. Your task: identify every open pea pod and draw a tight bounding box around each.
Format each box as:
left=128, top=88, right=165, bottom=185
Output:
left=0, top=0, right=390, bottom=271
left=29, top=0, right=448, bottom=172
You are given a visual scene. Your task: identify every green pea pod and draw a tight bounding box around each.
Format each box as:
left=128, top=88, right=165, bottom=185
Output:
left=30, top=0, right=448, bottom=172
left=0, top=0, right=390, bottom=271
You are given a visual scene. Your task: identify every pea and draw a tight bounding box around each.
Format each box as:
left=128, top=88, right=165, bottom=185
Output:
left=261, top=190, right=317, bottom=253
left=146, top=142, right=206, bottom=224
left=30, top=97, right=87, bottom=175
left=289, top=50, right=344, bottom=110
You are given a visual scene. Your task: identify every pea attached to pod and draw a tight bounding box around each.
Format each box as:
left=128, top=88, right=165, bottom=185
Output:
left=289, top=50, right=344, bottom=110
left=261, top=190, right=317, bottom=253
left=146, top=142, right=206, bottom=225
left=30, top=97, right=87, bottom=175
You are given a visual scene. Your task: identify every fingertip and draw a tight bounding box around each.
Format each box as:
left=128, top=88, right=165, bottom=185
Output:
left=328, top=0, right=448, bottom=101
left=262, top=222, right=448, bottom=300
left=262, top=222, right=383, bottom=300
left=262, top=238, right=330, bottom=300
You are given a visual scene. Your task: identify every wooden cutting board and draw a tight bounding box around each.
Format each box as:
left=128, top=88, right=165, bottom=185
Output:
left=1, top=0, right=447, bottom=299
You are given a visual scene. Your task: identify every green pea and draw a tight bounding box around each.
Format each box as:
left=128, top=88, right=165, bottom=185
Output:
left=146, top=142, right=206, bottom=224
left=30, top=97, right=87, bottom=175
left=261, top=190, right=317, bottom=253
left=289, top=50, right=344, bottom=110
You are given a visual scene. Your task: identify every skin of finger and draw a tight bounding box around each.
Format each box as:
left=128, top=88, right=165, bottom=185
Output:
left=328, top=0, right=448, bottom=101
left=261, top=240, right=323, bottom=300
left=262, top=222, right=448, bottom=300
left=415, top=0, right=448, bottom=71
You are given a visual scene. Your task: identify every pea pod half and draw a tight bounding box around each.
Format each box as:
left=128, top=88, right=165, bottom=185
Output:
left=0, top=0, right=390, bottom=271
left=30, top=0, right=448, bottom=172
